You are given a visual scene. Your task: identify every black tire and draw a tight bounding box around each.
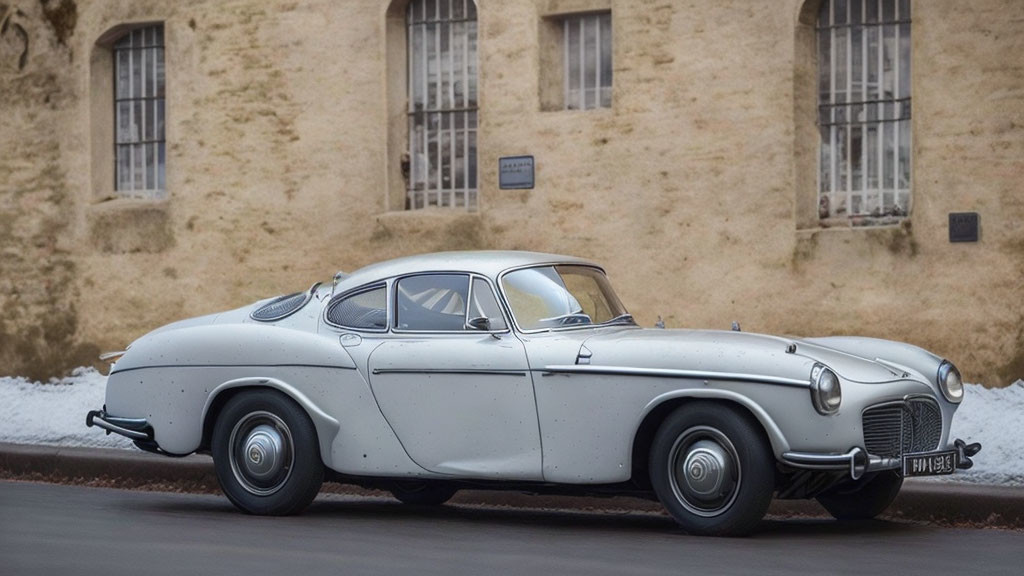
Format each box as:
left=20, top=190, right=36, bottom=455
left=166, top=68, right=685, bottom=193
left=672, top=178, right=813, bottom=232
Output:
left=211, top=389, right=324, bottom=515
left=389, top=481, right=458, bottom=505
left=649, top=402, right=774, bottom=536
left=816, top=471, right=903, bottom=520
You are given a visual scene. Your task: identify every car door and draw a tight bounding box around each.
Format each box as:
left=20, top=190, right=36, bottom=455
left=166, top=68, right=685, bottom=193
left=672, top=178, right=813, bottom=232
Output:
left=367, top=274, right=542, bottom=480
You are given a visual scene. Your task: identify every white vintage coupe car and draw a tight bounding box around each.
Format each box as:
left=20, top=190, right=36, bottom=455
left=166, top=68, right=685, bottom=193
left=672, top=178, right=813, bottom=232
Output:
left=87, top=251, right=979, bottom=535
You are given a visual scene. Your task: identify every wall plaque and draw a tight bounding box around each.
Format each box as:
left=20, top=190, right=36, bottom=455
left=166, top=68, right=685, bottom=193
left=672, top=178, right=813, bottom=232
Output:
left=949, top=212, right=979, bottom=243
left=499, top=155, right=534, bottom=190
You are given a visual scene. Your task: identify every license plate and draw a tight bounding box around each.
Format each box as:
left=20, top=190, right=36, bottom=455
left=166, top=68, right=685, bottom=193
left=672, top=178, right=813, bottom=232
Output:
left=902, top=450, right=957, bottom=477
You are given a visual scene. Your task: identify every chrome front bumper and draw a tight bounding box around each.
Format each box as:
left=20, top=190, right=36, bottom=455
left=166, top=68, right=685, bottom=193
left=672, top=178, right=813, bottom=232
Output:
left=781, top=438, right=981, bottom=480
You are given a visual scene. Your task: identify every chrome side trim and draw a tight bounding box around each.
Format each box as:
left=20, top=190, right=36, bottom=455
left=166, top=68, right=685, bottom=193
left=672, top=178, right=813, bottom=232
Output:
left=372, top=368, right=527, bottom=377
left=110, top=363, right=358, bottom=375
left=540, top=365, right=810, bottom=388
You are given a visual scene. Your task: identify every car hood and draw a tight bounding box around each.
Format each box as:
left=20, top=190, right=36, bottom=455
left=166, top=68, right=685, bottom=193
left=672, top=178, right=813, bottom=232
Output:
left=579, top=328, right=907, bottom=384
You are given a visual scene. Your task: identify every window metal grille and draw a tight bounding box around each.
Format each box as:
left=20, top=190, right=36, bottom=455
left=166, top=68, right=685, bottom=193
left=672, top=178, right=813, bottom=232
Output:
left=407, top=0, right=478, bottom=210
left=564, top=12, right=612, bottom=110
left=818, top=0, right=910, bottom=222
left=114, top=25, right=166, bottom=197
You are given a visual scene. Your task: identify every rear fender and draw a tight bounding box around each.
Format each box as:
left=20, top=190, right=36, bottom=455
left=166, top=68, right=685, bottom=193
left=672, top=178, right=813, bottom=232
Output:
left=202, top=377, right=341, bottom=468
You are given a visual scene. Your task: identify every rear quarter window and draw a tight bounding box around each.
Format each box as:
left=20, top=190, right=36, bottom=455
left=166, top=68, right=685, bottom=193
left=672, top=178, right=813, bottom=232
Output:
left=327, top=285, right=388, bottom=330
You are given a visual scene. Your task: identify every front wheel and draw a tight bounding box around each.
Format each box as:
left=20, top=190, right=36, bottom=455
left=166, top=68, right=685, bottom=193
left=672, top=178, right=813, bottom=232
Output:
left=816, top=471, right=903, bottom=520
left=212, top=390, right=324, bottom=515
left=649, top=402, right=774, bottom=536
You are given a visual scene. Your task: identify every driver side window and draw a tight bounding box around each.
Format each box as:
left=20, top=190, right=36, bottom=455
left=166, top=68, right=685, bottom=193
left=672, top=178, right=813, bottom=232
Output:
left=395, top=274, right=470, bottom=331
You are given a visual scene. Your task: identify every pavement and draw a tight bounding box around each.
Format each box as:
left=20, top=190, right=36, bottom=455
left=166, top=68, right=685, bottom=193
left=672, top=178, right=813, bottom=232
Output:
left=2, top=441, right=1022, bottom=528
left=4, top=481, right=1024, bottom=576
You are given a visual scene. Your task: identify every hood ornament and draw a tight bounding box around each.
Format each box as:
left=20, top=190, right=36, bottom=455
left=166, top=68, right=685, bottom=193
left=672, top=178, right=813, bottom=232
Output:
left=731, top=321, right=741, bottom=332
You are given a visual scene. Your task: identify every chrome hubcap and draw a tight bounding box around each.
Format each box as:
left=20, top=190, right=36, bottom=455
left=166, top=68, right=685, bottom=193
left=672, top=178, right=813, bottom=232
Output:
left=668, top=426, right=741, bottom=517
left=229, top=411, right=294, bottom=496
left=682, top=440, right=729, bottom=496
left=243, top=424, right=281, bottom=477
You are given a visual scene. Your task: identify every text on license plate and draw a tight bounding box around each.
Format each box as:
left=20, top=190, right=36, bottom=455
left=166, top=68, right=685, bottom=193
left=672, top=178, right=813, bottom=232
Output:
left=902, top=451, right=956, bottom=477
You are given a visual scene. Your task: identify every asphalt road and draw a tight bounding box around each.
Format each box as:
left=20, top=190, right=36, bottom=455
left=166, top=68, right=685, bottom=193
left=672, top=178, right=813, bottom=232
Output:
left=2, top=481, right=1022, bottom=576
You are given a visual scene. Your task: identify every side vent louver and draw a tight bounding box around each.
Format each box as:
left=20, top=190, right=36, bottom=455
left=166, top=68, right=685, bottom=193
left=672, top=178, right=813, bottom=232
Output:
left=250, top=292, right=310, bottom=322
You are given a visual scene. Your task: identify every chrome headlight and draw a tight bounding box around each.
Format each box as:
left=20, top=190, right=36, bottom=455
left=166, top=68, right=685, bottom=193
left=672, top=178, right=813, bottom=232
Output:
left=937, top=360, right=964, bottom=403
left=810, top=364, right=842, bottom=415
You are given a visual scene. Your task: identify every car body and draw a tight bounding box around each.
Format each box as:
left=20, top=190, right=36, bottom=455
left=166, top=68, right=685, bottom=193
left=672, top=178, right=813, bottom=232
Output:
left=87, top=250, right=980, bottom=535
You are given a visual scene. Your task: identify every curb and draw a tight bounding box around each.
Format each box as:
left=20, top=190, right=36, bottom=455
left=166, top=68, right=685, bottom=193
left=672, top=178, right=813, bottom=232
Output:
left=2, top=442, right=1022, bottom=528
left=0, top=442, right=219, bottom=492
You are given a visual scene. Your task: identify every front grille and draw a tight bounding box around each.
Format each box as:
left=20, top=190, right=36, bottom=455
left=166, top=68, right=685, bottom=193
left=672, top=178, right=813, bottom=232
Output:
left=862, top=397, right=943, bottom=458
left=863, top=405, right=903, bottom=458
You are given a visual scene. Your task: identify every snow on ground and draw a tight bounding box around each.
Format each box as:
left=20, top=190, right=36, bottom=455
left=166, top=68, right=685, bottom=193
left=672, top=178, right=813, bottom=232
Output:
left=0, top=368, right=133, bottom=450
left=932, top=380, right=1024, bottom=487
left=0, top=368, right=1021, bottom=485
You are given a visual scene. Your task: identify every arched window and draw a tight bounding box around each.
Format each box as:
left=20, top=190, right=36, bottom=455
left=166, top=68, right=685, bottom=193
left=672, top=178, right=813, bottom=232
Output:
left=406, top=0, right=478, bottom=210
left=113, top=24, right=166, bottom=196
left=817, top=0, right=910, bottom=223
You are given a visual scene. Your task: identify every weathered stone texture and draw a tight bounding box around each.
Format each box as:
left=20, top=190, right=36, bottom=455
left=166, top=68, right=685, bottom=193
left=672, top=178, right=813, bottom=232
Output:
left=0, top=0, right=99, bottom=379
left=0, top=0, right=1021, bottom=385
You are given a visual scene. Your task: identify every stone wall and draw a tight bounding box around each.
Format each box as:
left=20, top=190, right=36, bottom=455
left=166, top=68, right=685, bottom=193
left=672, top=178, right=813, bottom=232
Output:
left=0, top=0, right=99, bottom=380
left=0, top=0, right=1021, bottom=385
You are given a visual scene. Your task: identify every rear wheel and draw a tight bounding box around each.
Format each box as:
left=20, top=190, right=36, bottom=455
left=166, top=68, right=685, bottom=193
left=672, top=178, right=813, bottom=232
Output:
left=816, top=471, right=903, bottom=520
left=389, top=481, right=458, bottom=505
left=649, top=402, right=774, bottom=536
left=212, top=389, right=324, bottom=515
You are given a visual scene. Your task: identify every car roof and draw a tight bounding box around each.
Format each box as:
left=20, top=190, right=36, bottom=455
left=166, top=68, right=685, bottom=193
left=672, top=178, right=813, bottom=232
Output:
left=334, top=250, right=600, bottom=293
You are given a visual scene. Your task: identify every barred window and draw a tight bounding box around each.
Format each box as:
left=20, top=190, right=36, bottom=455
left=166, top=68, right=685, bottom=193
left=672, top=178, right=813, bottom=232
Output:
left=818, top=0, right=910, bottom=223
left=114, top=25, right=166, bottom=197
left=564, top=13, right=612, bottom=110
left=407, top=0, right=478, bottom=210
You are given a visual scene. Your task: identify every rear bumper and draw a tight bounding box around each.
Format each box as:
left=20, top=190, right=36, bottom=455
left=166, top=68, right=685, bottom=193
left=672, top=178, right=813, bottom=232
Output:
left=86, top=409, right=192, bottom=457
left=86, top=409, right=153, bottom=441
left=781, top=438, right=981, bottom=480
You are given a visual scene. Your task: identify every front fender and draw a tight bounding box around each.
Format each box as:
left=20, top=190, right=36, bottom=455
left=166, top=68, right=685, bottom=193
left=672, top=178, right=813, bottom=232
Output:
left=637, top=388, right=791, bottom=457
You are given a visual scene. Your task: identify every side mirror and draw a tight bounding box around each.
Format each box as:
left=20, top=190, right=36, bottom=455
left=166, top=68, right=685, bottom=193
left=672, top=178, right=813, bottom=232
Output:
left=466, top=316, right=491, bottom=331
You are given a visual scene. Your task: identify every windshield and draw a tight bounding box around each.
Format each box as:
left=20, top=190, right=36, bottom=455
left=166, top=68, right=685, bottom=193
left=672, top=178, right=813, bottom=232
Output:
left=500, top=265, right=631, bottom=331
